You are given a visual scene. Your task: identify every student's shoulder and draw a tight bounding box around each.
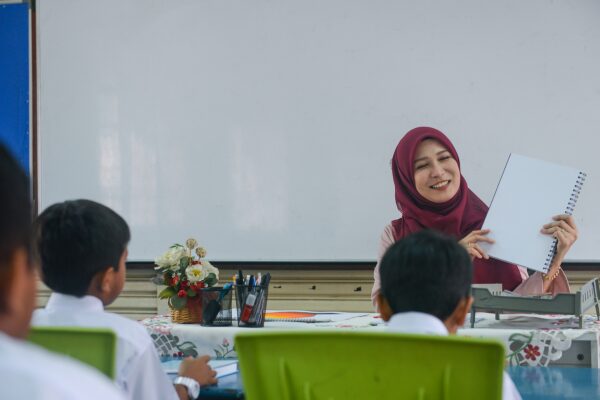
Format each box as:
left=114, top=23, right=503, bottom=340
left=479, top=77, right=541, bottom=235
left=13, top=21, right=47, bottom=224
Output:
left=0, top=336, right=124, bottom=400
left=102, top=311, right=155, bottom=348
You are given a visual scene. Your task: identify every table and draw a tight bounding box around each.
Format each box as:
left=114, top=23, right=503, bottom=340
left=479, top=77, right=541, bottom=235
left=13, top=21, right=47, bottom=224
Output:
left=462, top=312, right=600, bottom=367
left=142, top=311, right=600, bottom=367
left=507, top=367, right=600, bottom=400
left=143, top=312, right=377, bottom=360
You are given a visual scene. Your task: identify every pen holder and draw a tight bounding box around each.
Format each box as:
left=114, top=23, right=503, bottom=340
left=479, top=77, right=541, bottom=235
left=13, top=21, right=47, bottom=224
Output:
left=200, top=287, right=233, bottom=326
left=235, top=284, right=269, bottom=328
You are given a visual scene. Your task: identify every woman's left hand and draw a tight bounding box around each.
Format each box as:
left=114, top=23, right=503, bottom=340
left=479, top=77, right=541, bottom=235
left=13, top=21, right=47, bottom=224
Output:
left=540, top=214, right=579, bottom=263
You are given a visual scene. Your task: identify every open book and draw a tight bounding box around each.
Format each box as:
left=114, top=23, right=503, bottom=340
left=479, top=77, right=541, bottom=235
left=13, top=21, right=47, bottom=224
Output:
left=480, top=154, right=586, bottom=273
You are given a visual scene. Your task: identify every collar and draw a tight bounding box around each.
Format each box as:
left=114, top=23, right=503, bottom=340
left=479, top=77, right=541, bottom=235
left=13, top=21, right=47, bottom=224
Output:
left=386, top=312, right=449, bottom=336
left=45, top=292, right=105, bottom=313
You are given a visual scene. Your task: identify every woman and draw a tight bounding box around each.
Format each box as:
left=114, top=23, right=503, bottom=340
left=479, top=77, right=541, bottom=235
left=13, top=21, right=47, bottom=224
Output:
left=371, top=127, right=576, bottom=308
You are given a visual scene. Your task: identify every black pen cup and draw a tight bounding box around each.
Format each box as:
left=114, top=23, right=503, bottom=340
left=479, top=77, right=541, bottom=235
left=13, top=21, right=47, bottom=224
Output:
left=235, top=284, right=269, bottom=328
left=200, top=286, right=233, bottom=326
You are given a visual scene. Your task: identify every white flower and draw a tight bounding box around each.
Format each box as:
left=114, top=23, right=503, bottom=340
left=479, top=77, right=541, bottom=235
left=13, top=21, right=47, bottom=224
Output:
left=154, top=245, right=186, bottom=270
left=201, top=260, right=219, bottom=279
left=186, top=238, right=198, bottom=249
left=186, top=264, right=207, bottom=283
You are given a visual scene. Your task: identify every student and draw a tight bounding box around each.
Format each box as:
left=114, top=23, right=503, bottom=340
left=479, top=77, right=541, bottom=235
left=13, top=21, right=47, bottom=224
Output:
left=32, top=199, right=217, bottom=400
left=0, top=145, right=126, bottom=400
left=371, top=127, right=573, bottom=308
left=377, top=229, right=522, bottom=400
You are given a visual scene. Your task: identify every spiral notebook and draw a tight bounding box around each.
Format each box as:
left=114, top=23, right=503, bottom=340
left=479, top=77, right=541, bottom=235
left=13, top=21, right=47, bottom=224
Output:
left=480, top=154, right=586, bottom=273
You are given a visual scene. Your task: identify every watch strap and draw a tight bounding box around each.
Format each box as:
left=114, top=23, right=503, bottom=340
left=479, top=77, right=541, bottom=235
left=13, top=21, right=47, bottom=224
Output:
left=174, top=376, right=200, bottom=399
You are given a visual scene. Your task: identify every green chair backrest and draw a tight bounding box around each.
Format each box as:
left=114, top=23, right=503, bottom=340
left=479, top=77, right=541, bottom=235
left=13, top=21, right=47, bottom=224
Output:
left=27, top=326, right=117, bottom=379
left=235, top=331, right=505, bottom=400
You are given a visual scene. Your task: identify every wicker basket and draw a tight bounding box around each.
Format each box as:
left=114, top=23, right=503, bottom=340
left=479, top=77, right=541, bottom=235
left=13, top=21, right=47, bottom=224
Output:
left=170, top=297, right=203, bottom=324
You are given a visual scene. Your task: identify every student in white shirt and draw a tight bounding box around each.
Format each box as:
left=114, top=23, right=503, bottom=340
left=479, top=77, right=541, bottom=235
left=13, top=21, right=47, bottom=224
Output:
left=0, top=145, right=125, bottom=400
left=32, top=199, right=217, bottom=400
left=376, top=229, right=522, bottom=400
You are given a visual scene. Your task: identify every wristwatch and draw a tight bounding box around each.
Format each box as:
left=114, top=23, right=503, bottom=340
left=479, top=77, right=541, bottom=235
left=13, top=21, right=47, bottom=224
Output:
left=174, top=376, right=200, bottom=399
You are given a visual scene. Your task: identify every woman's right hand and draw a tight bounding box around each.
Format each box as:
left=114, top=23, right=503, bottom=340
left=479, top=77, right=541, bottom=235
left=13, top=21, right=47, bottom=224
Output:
left=459, top=229, right=495, bottom=260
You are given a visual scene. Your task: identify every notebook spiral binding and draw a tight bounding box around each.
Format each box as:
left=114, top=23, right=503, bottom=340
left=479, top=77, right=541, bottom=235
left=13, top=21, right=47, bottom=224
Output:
left=543, top=171, right=587, bottom=270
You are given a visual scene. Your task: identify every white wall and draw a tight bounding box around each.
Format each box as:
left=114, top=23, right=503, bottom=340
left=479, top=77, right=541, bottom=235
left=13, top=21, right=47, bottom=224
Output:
left=37, top=0, right=600, bottom=261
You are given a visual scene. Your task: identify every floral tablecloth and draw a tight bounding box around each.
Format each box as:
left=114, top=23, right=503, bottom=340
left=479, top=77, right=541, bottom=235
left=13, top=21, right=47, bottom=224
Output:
left=140, top=311, right=600, bottom=367
left=461, top=312, right=600, bottom=367
left=141, top=311, right=378, bottom=360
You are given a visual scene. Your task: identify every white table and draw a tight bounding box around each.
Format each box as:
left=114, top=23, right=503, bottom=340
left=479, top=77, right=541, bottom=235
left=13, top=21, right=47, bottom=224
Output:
left=141, top=311, right=600, bottom=367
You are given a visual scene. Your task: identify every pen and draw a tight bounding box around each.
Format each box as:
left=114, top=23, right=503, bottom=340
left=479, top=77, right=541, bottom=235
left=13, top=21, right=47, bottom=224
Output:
left=250, top=273, right=271, bottom=325
left=236, top=270, right=245, bottom=320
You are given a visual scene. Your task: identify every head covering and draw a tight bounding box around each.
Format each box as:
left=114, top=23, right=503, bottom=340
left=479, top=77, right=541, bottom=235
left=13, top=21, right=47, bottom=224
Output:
left=390, top=127, right=523, bottom=291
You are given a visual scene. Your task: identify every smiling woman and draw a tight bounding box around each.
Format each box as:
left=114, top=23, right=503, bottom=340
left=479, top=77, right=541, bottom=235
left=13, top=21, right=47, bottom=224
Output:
left=412, top=140, right=461, bottom=204
left=371, top=127, right=574, bottom=310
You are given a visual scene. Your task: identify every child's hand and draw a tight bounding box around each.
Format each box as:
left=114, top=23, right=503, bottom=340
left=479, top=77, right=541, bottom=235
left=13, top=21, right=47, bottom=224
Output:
left=178, top=355, right=218, bottom=386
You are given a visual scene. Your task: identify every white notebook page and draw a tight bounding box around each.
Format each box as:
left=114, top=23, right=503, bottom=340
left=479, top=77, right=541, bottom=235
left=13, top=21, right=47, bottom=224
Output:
left=480, top=154, right=584, bottom=273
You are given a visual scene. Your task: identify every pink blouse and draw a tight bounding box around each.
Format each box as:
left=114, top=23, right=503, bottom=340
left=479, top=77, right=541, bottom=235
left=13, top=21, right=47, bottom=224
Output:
left=371, top=224, right=570, bottom=310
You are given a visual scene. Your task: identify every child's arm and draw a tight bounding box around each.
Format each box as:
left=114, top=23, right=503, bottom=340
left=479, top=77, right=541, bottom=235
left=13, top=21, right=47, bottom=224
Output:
left=175, top=355, right=218, bottom=400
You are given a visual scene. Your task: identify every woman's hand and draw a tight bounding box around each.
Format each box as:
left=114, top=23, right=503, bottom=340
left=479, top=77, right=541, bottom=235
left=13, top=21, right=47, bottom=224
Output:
left=459, top=229, right=495, bottom=260
left=541, top=214, right=579, bottom=265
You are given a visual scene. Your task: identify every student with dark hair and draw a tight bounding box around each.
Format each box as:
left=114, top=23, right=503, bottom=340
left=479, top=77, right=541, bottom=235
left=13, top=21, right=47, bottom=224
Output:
left=377, top=229, right=522, bottom=400
left=0, top=145, right=125, bottom=400
left=33, top=199, right=217, bottom=400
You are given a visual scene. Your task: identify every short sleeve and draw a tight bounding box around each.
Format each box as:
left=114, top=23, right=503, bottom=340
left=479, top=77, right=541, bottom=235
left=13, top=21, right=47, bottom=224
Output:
left=371, top=224, right=396, bottom=310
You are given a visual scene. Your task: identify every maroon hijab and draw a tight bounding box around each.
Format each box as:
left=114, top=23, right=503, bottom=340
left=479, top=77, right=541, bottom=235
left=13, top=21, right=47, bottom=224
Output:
left=390, top=127, right=523, bottom=290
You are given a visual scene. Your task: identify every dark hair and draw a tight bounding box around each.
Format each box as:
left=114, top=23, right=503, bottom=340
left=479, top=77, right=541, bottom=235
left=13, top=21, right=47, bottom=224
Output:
left=0, top=145, right=32, bottom=311
left=379, top=229, right=472, bottom=321
left=34, top=199, right=130, bottom=296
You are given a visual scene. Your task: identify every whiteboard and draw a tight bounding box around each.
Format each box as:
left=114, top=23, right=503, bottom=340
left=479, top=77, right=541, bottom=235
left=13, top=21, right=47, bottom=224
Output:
left=37, top=0, right=600, bottom=262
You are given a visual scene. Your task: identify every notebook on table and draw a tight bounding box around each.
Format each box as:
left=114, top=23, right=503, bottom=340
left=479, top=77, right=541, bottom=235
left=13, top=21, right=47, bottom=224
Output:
left=480, top=154, right=586, bottom=273
left=162, top=358, right=238, bottom=378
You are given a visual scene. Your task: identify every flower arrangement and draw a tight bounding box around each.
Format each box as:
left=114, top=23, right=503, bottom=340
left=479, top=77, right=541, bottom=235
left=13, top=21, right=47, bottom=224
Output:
left=154, top=238, right=219, bottom=310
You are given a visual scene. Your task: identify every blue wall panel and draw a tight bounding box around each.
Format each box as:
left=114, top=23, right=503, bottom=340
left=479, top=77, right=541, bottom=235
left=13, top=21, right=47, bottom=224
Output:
left=0, top=4, right=29, bottom=174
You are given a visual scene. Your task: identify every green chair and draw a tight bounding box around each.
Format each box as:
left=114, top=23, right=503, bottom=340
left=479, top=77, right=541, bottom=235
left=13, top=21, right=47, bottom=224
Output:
left=27, top=326, right=117, bottom=379
left=235, top=331, right=505, bottom=400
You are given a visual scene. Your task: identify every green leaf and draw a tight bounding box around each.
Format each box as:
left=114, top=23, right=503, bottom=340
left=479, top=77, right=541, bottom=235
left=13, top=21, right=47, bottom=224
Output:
left=169, top=294, right=187, bottom=310
left=178, top=341, right=197, bottom=351
left=187, top=289, right=197, bottom=297
left=179, top=257, right=190, bottom=269
left=204, top=273, right=217, bottom=287
left=158, top=287, right=176, bottom=299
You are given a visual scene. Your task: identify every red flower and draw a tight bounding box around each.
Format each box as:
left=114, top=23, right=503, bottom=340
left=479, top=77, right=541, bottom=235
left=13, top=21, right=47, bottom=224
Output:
left=180, top=280, right=189, bottom=289
left=189, top=282, right=205, bottom=291
left=171, top=276, right=179, bottom=286
left=524, top=344, right=541, bottom=361
left=177, top=289, right=187, bottom=298
left=191, top=260, right=200, bottom=265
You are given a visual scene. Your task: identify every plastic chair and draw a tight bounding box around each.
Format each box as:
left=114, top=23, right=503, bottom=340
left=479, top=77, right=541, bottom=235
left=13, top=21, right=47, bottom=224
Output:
left=235, top=331, right=505, bottom=400
left=27, top=326, right=117, bottom=379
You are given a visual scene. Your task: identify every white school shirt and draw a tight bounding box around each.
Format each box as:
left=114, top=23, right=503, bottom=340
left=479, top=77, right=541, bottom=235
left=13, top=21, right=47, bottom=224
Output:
left=387, top=312, right=522, bottom=400
left=0, top=330, right=125, bottom=400
left=32, top=293, right=179, bottom=400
